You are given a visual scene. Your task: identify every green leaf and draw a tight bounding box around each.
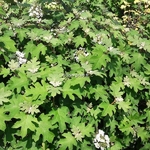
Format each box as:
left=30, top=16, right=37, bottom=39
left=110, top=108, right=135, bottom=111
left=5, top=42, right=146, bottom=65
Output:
left=62, top=79, right=81, bottom=100
left=129, top=77, right=142, bottom=92
left=99, top=102, right=116, bottom=116
left=69, top=20, right=80, bottom=30
left=70, top=76, right=90, bottom=88
left=50, top=38, right=62, bottom=47
left=0, top=107, right=10, bottom=131
left=0, top=66, right=10, bottom=78
left=5, top=96, right=21, bottom=118
left=0, top=87, right=11, bottom=105
left=145, top=110, right=150, bottom=122
left=0, top=7, right=6, bottom=15
left=57, top=132, right=77, bottom=150
left=110, top=141, right=123, bottom=150
left=119, top=122, right=133, bottom=135
left=16, top=28, right=28, bottom=42
left=90, top=85, right=108, bottom=101
left=117, top=101, right=131, bottom=112
left=144, top=64, right=150, bottom=75
left=90, top=45, right=110, bottom=69
left=48, top=86, right=62, bottom=97
left=12, top=112, right=38, bottom=138
left=73, top=35, right=87, bottom=47
left=0, top=36, right=17, bottom=52
left=136, top=127, right=149, bottom=141
left=33, top=113, right=55, bottom=143
left=8, top=71, right=29, bottom=93
left=25, top=41, right=47, bottom=59
left=78, top=123, right=94, bottom=137
left=130, top=53, right=146, bottom=70
left=24, top=41, right=36, bottom=57
left=110, top=82, right=124, bottom=97
left=49, top=106, right=70, bottom=132
left=80, top=140, right=92, bottom=150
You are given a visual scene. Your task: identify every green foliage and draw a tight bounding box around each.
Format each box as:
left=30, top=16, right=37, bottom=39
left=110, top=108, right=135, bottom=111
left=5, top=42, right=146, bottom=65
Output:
left=0, top=0, right=149, bottom=149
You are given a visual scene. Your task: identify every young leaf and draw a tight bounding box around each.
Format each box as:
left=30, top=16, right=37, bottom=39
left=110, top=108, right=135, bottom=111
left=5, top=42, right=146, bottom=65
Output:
left=99, top=102, right=116, bottom=116
left=0, top=87, right=11, bottom=105
left=0, top=107, right=10, bottom=131
left=73, top=35, right=87, bottom=47
left=0, top=36, right=16, bottom=52
left=33, top=113, right=55, bottom=143
left=62, top=79, right=81, bottom=100
left=8, top=71, right=29, bottom=93
left=57, top=132, right=77, bottom=150
left=49, top=106, right=70, bottom=133
left=12, top=112, right=38, bottom=138
left=90, top=46, right=110, bottom=69
left=90, top=85, right=108, bottom=101
left=117, top=101, right=131, bottom=112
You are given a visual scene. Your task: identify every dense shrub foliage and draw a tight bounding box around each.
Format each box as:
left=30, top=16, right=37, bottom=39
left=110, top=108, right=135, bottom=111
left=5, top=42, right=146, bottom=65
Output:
left=0, top=0, right=150, bottom=149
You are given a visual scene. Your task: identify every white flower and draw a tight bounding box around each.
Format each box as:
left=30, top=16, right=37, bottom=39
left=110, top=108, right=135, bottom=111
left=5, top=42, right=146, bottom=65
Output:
left=98, top=41, right=102, bottom=44
left=115, top=97, right=123, bottom=102
left=84, top=52, right=89, bottom=57
left=108, top=47, right=113, bottom=52
left=105, top=135, right=110, bottom=147
left=93, top=129, right=110, bottom=149
left=139, top=42, right=145, bottom=49
left=16, top=51, right=25, bottom=58
left=27, top=68, right=38, bottom=73
left=50, top=81, right=62, bottom=87
left=94, top=142, right=100, bottom=149
left=29, top=5, right=43, bottom=20
left=18, top=58, right=27, bottom=64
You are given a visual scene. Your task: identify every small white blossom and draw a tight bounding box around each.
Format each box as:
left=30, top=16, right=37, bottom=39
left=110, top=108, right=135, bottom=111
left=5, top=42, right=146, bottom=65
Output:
left=85, top=28, right=90, bottom=33
left=115, top=97, right=123, bottom=102
left=16, top=51, right=27, bottom=65
left=93, top=129, right=110, bottom=149
left=50, top=81, right=62, bottom=87
left=16, top=51, right=25, bottom=58
left=98, top=41, right=103, bottom=44
left=27, top=68, right=38, bottom=73
left=108, top=47, right=113, bottom=52
left=139, top=42, right=145, bottom=49
left=18, top=57, right=27, bottom=64
left=29, top=4, right=43, bottom=20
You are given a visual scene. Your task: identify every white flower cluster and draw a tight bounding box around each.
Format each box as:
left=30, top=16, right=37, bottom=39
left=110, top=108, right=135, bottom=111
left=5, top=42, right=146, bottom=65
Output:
left=73, top=47, right=89, bottom=62
left=115, top=97, right=123, bottom=102
left=50, top=81, right=62, bottom=87
left=92, top=34, right=103, bottom=44
left=16, top=51, right=27, bottom=65
left=93, top=129, right=110, bottom=150
left=29, top=5, right=43, bottom=21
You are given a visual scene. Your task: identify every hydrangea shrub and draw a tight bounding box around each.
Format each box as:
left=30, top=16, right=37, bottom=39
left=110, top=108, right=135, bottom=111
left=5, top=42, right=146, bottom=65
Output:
left=0, top=0, right=150, bottom=149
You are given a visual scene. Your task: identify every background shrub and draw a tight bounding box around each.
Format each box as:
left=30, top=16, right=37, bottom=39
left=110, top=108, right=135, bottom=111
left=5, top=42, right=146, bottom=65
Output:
left=0, top=0, right=149, bottom=149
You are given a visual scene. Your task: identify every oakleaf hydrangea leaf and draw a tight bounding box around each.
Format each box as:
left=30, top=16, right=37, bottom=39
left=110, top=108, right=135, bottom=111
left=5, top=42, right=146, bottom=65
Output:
left=49, top=106, right=70, bottom=132
left=0, top=36, right=17, bottom=52
left=33, top=113, right=55, bottom=142
left=0, top=107, right=10, bottom=131
left=57, top=132, right=77, bottom=150
left=0, top=87, right=11, bottom=105
left=12, top=112, right=38, bottom=138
